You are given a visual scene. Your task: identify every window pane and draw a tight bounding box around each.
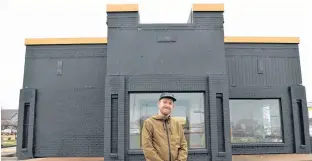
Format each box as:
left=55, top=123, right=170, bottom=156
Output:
left=129, top=93, right=206, bottom=149
left=229, top=99, right=283, bottom=143
left=308, top=102, right=312, bottom=137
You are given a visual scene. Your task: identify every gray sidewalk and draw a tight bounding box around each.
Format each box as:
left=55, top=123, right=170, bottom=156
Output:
left=1, top=147, right=16, bottom=157
left=1, top=157, right=18, bottom=161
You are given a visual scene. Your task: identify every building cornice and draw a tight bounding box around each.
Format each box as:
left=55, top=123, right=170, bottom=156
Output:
left=25, top=37, right=300, bottom=45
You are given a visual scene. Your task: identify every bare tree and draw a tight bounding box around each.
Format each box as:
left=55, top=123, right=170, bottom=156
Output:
left=1, top=120, right=11, bottom=130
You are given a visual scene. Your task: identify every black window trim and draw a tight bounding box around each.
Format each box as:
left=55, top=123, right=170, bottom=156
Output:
left=229, top=97, right=286, bottom=147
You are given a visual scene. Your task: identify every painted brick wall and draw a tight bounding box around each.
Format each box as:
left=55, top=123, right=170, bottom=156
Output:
left=104, top=7, right=231, bottom=161
left=225, top=43, right=302, bottom=87
left=105, top=9, right=230, bottom=161
left=17, top=44, right=107, bottom=160
left=225, top=43, right=310, bottom=154
left=107, top=11, right=226, bottom=76
left=103, top=75, right=233, bottom=161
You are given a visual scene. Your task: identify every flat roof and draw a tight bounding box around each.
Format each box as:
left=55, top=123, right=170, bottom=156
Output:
left=25, top=37, right=299, bottom=45
left=105, top=4, right=223, bottom=12
left=224, top=36, right=300, bottom=44
left=192, top=4, right=224, bottom=12
left=106, top=4, right=138, bottom=12
left=25, top=38, right=108, bottom=45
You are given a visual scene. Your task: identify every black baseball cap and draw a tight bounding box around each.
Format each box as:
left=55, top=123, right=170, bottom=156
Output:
left=159, top=93, right=177, bottom=102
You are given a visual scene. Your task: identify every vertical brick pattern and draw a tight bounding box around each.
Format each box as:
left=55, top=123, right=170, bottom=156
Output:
left=16, top=88, right=37, bottom=160
left=104, top=76, right=126, bottom=161
left=230, top=87, right=295, bottom=154
left=117, top=77, right=126, bottom=161
left=290, top=85, right=311, bottom=153
left=111, top=94, right=118, bottom=154
left=216, top=93, right=225, bottom=152
left=225, top=44, right=302, bottom=87
left=208, top=75, right=232, bottom=161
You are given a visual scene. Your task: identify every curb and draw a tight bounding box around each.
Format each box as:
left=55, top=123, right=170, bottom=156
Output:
left=1, top=153, right=16, bottom=157
left=1, top=145, right=16, bottom=148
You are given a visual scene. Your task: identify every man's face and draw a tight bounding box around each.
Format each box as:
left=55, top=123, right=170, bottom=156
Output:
left=158, top=98, right=174, bottom=116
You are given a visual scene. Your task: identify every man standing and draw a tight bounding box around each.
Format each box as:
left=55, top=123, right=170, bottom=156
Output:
left=142, top=93, right=188, bottom=161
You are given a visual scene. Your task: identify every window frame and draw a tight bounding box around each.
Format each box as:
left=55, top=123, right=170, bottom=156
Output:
left=121, top=75, right=226, bottom=158
left=229, top=98, right=285, bottom=146
left=128, top=91, right=208, bottom=150
left=228, top=86, right=296, bottom=155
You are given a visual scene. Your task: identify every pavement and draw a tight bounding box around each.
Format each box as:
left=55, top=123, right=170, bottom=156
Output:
left=1, top=157, right=18, bottom=161
left=1, top=157, right=104, bottom=161
left=233, top=154, right=312, bottom=161
left=1, top=146, right=312, bottom=161
left=1, top=147, right=104, bottom=161
left=20, top=158, right=104, bottom=161
left=1, top=146, right=17, bottom=161
left=1, top=155, right=312, bottom=161
left=1, top=147, right=16, bottom=157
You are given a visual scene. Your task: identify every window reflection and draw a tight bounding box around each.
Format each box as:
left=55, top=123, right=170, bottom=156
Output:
left=308, top=102, right=312, bottom=137
left=229, top=99, right=283, bottom=143
left=129, top=93, right=206, bottom=149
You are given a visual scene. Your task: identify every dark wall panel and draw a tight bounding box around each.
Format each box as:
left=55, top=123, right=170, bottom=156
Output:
left=104, top=76, right=126, bottom=161
left=23, top=45, right=107, bottom=89
left=225, top=43, right=302, bottom=87
left=289, top=85, right=311, bottom=153
left=34, top=88, right=105, bottom=157
left=208, top=75, right=232, bottom=161
left=19, top=45, right=107, bottom=158
left=107, top=27, right=225, bottom=76
left=107, top=12, right=139, bottom=27
left=107, top=11, right=226, bottom=77
left=16, top=88, right=37, bottom=160
left=127, top=75, right=207, bottom=92
left=192, top=12, right=224, bottom=28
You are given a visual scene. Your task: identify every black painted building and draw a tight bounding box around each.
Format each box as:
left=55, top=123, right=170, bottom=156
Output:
left=16, top=3, right=310, bottom=161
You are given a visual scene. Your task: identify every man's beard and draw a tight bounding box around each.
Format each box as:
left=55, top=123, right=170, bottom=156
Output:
left=161, top=108, right=171, bottom=115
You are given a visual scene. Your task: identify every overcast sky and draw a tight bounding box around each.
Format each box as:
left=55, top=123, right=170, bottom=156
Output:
left=0, top=0, right=311, bottom=109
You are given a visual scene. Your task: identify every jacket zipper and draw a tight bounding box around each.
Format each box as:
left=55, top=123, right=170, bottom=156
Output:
left=165, top=120, right=171, bottom=161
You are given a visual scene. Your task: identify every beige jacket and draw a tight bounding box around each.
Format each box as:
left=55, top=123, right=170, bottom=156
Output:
left=141, top=114, right=188, bottom=161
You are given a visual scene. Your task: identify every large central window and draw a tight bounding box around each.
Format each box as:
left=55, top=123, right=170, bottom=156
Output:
left=229, top=99, right=283, bottom=143
left=129, top=92, right=206, bottom=149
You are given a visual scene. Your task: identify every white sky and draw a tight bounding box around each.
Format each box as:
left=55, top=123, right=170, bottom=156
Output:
left=0, top=0, right=311, bottom=109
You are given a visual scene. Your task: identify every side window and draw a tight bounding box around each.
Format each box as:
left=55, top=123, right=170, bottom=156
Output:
left=308, top=102, right=312, bottom=137
left=229, top=99, right=283, bottom=143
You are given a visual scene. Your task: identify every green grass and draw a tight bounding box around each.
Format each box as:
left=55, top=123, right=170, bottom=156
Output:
left=2, top=140, right=16, bottom=146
